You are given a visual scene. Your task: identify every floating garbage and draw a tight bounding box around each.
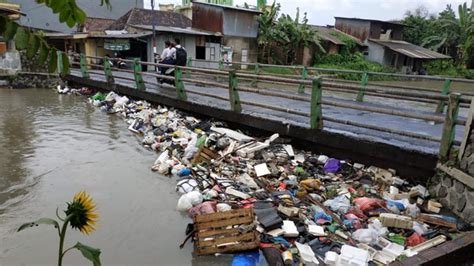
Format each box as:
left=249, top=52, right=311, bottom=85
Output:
left=62, top=88, right=474, bottom=265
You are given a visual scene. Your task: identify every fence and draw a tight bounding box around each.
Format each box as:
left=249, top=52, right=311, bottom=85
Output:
left=66, top=53, right=470, bottom=161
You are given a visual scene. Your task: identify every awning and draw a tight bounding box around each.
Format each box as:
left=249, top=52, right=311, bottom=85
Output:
left=130, top=24, right=220, bottom=36
left=369, top=39, right=451, bottom=59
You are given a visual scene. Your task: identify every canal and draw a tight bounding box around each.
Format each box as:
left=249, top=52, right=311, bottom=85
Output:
left=0, top=88, right=229, bottom=265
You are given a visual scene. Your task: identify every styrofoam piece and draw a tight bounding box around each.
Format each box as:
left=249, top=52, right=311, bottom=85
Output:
left=210, top=127, right=254, bottom=142
left=379, top=213, right=413, bottom=229
left=267, top=228, right=285, bottom=237
left=338, top=245, right=370, bottom=266
left=308, top=225, right=326, bottom=236
left=295, top=154, right=305, bottom=163
left=254, top=163, right=271, bottom=177
left=295, top=242, right=319, bottom=265
left=283, top=145, right=295, bottom=157
left=324, top=251, right=338, bottom=265
left=282, top=220, right=299, bottom=237
left=225, top=187, right=250, bottom=199
left=409, top=235, right=447, bottom=253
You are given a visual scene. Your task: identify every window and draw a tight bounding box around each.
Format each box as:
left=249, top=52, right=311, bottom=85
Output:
left=196, top=46, right=205, bottom=60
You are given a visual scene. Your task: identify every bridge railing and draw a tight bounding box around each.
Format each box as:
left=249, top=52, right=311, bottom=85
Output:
left=68, top=54, right=468, bottom=161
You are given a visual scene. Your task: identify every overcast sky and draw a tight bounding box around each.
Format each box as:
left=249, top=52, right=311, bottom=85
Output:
left=144, top=0, right=466, bottom=25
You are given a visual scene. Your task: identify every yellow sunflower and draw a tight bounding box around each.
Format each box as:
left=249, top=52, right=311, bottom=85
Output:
left=65, top=191, right=99, bottom=235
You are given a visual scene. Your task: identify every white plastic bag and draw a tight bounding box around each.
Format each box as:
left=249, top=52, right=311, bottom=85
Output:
left=176, top=191, right=203, bottom=211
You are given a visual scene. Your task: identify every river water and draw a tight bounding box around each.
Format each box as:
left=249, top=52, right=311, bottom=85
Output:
left=0, top=88, right=229, bottom=265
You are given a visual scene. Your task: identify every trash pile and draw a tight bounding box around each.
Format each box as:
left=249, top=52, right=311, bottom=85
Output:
left=74, top=89, right=473, bottom=265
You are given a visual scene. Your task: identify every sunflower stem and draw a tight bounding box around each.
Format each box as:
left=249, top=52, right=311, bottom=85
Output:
left=58, top=215, right=73, bottom=266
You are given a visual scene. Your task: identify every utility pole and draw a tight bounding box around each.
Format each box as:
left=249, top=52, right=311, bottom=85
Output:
left=151, top=0, right=156, bottom=55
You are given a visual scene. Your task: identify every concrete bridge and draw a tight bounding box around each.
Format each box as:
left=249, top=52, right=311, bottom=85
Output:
left=65, top=56, right=472, bottom=179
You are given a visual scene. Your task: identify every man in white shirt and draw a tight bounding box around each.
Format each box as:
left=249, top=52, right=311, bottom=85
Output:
left=160, top=41, right=171, bottom=61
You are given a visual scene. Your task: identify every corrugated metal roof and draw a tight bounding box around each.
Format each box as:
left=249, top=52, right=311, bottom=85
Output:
left=335, top=17, right=407, bottom=27
left=131, top=24, right=218, bottom=36
left=106, top=8, right=192, bottom=31
left=91, top=33, right=152, bottom=39
left=192, top=1, right=262, bottom=14
left=311, top=25, right=366, bottom=46
left=369, top=39, right=451, bottom=59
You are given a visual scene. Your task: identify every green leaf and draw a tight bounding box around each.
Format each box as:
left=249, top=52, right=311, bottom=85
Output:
left=27, top=34, right=40, bottom=59
left=72, top=5, right=86, bottom=25
left=48, top=50, right=58, bottom=73
left=74, top=242, right=101, bottom=266
left=38, top=42, right=50, bottom=65
left=50, top=0, right=66, bottom=14
left=59, top=9, right=70, bottom=23
left=17, top=218, right=59, bottom=232
left=3, top=20, right=18, bottom=41
left=61, top=51, right=70, bottom=74
left=66, top=16, right=76, bottom=28
left=15, top=27, right=30, bottom=50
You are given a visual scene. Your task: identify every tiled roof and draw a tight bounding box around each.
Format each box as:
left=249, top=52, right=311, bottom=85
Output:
left=106, top=8, right=192, bottom=31
left=83, top=17, right=114, bottom=32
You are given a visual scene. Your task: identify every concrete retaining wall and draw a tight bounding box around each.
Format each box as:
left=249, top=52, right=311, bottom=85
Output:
left=429, top=172, right=474, bottom=223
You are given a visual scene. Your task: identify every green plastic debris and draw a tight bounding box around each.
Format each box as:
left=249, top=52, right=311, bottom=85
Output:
left=91, top=92, right=105, bottom=101
left=388, top=233, right=405, bottom=246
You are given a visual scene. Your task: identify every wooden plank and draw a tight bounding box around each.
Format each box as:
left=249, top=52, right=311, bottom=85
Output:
left=196, top=228, right=242, bottom=239
left=459, top=98, right=474, bottom=160
left=196, top=216, right=254, bottom=230
left=195, top=237, right=259, bottom=255
left=196, top=232, right=257, bottom=248
left=194, top=208, right=252, bottom=223
left=437, top=163, right=474, bottom=189
left=439, top=94, right=461, bottom=160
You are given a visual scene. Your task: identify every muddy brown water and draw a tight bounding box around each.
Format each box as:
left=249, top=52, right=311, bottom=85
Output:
left=0, top=88, right=230, bottom=265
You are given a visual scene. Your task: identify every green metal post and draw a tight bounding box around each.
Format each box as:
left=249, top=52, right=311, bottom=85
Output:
left=298, top=66, right=309, bottom=93
left=251, top=63, right=259, bottom=87
left=439, top=93, right=461, bottom=160
left=186, top=57, right=192, bottom=78
left=356, top=72, right=369, bottom=102
left=310, top=77, right=323, bottom=129
left=103, top=56, right=114, bottom=84
left=174, top=67, right=187, bottom=101
left=80, top=53, right=89, bottom=78
left=228, top=70, right=241, bottom=113
left=133, top=59, right=145, bottom=90
left=436, top=79, right=452, bottom=113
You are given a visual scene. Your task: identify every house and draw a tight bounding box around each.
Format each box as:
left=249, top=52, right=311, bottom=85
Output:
left=334, top=17, right=450, bottom=73
left=311, top=25, right=365, bottom=54
left=103, top=8, right=219, bottom=71
left=190, top=1, right=261, bottom=68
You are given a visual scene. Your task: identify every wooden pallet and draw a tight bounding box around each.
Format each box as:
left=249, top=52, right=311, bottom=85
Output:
left=193, top=208, right=259, bottom=255
left=192, top=146, right=218, bottom=165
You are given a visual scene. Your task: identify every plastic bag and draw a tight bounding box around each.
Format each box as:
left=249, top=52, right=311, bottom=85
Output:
left=176, top=191, right=203, bottom=211
left=353, top=197, right=386, bottom=212
left=352, top=219, right=387, bottom=245
left=407, top=232, right=425, bottom=247
left=188, top=201, right=217, bottom=218
left=324, top=158, right=341, bottom=173
left=217, top=203, right=232, bottom=212
left=323, top=195, right=351, bottom=214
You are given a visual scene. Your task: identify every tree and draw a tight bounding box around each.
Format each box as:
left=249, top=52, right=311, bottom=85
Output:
left=422, top=1, right=474, bottom=67
left=257, top=2, right=323, bottom=64
left=1, top=0, right=111, bottom=73
left=401, top=6, right=436, bottom=45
